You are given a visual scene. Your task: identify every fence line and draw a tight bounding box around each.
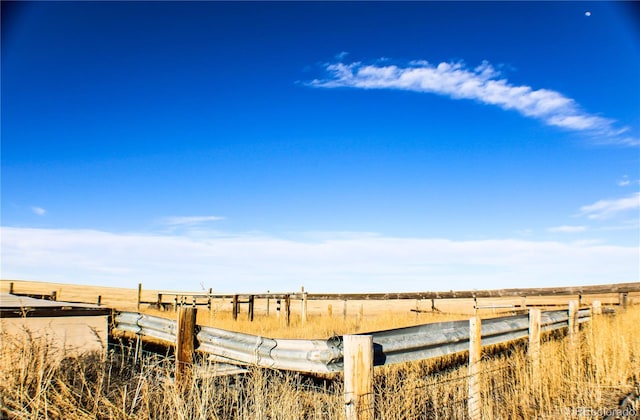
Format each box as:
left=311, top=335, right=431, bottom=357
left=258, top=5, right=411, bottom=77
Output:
left=112, top=300, right=608, bottom=420
left=131, top=281, right=637, bottom=327
left=112, top=306, right=593, bottom=375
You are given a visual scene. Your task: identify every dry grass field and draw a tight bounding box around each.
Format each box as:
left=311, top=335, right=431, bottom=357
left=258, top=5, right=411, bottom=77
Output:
left=2, top=279, right=639, bottom=419
left=3, top=279, right=636, bottom=339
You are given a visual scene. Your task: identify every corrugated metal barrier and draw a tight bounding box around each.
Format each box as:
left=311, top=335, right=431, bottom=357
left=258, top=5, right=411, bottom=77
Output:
left=113, top=307, right=591, bottom=373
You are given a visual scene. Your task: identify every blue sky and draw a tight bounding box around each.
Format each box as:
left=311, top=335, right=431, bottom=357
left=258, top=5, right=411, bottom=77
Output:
left=2, top=1, right=639, bottom=292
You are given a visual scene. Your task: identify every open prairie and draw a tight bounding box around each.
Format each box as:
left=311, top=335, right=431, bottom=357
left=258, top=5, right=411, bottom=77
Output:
left=2, top=279, right=638, bottom=340
left=1, top=278, right=638, bottom=419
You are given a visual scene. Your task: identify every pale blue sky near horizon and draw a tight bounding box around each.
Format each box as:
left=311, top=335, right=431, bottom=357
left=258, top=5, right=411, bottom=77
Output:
left=1, top=1, right=639, bottom=292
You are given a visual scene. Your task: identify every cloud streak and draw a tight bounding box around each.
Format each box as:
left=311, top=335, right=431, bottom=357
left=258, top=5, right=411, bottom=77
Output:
left=1, top=226, right=637, bottom=293
left=31, top=206, right=46, bottom=216
left=548, top=225, right=587, bottom=233
left=578, top=192, right=640, bottom=220
left=309, top=58, right=638, bottom=146
left=160, top=215, right=225, bottom=226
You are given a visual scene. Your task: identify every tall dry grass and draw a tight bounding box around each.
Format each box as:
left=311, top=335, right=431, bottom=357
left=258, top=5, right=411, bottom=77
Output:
left=2, top=307, right=638, bottom=419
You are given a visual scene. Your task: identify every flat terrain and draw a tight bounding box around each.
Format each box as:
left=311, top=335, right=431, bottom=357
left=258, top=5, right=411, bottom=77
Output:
left=2, top=279, right=637, bottom=339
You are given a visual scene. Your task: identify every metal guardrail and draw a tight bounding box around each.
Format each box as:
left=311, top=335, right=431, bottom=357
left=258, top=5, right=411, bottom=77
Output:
left=197, top=327, right=343, bottom=373
left=113, top=307, right=592, bottom=373
left=115, top=312, right=177, bottom=344
left=366, top=309, right=590, bottom=366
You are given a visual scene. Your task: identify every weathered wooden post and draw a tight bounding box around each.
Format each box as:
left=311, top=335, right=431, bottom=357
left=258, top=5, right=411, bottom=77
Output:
left=97, top=295, right=102, bottom=306
left=528, top=308, right=541, bottom=380
left=137, top=283, right=142, bottom=311
left=208, top=296, right=214, bottom=326
left=284, top=294, right=291, bottom=326
left=619, top=292, right=629, bottom=309
left=157, top=293, right=163, bottom=310
left=176, top=306, right=197, bottom=386
left=592, top=300, right=602, bottom=316
left=568, top=300, right=579, bottom=348
left=232, top=295, right=239, bottom=320
left=468, top=316, right=482, bottom=420
left=344, top=335, right=374, bottom=420
left=301, top=292, right=308, bottom=325
left=431, top=298, right=436, bottom=312
left=266, top=290, right=270, bottom=316
left=248, top=295, right=255, bottom=321
left=8, top=282, right=14, bottom=294
left=343, top=300, right=348, bottom=320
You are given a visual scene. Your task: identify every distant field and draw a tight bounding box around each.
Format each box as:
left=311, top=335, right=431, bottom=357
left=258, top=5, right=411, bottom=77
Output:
left=2, top=279, right=637, bottom=339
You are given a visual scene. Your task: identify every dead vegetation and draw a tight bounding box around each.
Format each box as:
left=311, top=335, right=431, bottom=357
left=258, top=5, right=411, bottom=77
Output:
left=1, top=302, right=638, bottom=419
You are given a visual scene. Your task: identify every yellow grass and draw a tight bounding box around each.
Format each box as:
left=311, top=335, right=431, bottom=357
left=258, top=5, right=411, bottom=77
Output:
left=1, top=279, right=639, bottom=419
left=1, top=306, right=638, bottom=418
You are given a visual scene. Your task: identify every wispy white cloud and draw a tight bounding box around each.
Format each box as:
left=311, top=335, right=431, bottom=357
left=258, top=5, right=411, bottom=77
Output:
left=617, top=175, right=640, bottom=187
left=31, top=206, right=46, bottom=216
left=578, top=192, right=640, bottom=220
left=548, top=225, right=587, bottom=233
left=309, top=58, right=638, bottom=146
left=618, top=176, right=631, bottom=187
left=160, top=215, right=225, bottom=226
left=1, top=227, right=637, bottom=293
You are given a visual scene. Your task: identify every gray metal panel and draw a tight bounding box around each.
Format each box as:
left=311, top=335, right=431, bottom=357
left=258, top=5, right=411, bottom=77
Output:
left=481, top=314, right=529, bottom=346
left=367, top=319, right=470, bottom=365
left=196, top=326, right=342, bottom=373
left=114, top=312, right=177, bottom=344
left=113, top=307, right=593, bottom=373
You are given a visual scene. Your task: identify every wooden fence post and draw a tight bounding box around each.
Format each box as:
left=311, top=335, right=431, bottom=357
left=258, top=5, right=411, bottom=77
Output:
left=248, top=295, right=255, bottom=322
left=9, top=282, right=14, bottom=294
left=619, top=292, right=628, bottom=309
left=137, top=283, right=142, bottom=311
left=568, top=300, right=579, bottom=347
left=592, top=300, right=602, bottom=316
left=301, top=292, right=308, bottom=325
left=97, top=295, right=102, bottom=306
left=232, top=295, right=239, bottom=320
left=528, top=308, right=541, bottom=380
left=344, top=335, right=374, bottom=420
left=176, top=306, right=197, bottom=385
left=468, top=316, right=482, bottom=420
left=266, top=291, right=270, bottom=316
left=284, top=294, right=291, bottom=326
left=208, top=297, right=214, bottom=326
